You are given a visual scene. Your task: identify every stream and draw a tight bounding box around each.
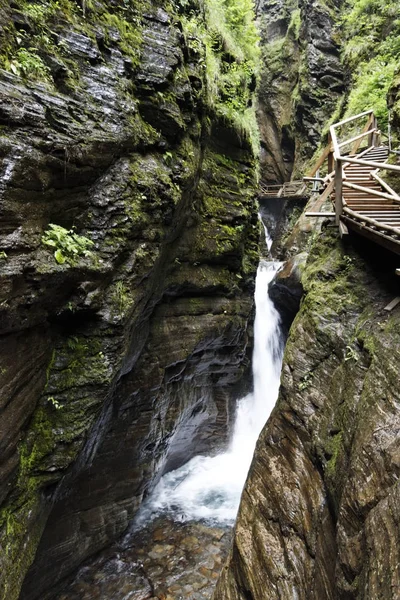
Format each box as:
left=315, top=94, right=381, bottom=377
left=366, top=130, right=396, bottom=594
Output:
left=55, top=250, right=284, bottom=600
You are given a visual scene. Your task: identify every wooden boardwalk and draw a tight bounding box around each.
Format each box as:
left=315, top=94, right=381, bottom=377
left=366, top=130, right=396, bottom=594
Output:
left=306, top=110, right=400, bottom=256
left=259, top=110, right=400, bottom=257
left=259, top=180, right=308, bottom=199
left=340, top=146, right=400, bottom=254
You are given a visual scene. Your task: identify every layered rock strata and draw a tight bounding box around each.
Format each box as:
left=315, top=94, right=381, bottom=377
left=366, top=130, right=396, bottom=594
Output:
left=0, top=1, right=259, bottom=598
left=213, top=227, right=400, bottom=600
left=257, top=0, right=345, bottom=181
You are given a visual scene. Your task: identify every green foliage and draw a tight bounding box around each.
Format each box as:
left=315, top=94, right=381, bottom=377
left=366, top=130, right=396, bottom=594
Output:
left=180, top=0, right=260, bottom=155
left=345, top=345, right=359, bottom=362
left=342, top=0, right=400, bottom=126
left=41, top=224, right=94, bottom=265
left=342, top=0, right=400, bottom=66
left=100, top=12, right=142, bottom=67
left=9, top=48, right=50, bottom=80
left=112, top=281, right=133, bottom=317
left=325, top=432, right=343, bottom=477
left=345, top=58, right=396, bottom=124
left=0, top=251, right=7, bottom=259
left=47, top=396, right=63, bottom=410
left=298, top=371, right=314, bottom=391
left=1, top=0, right=81, bottom=83
left=288, top=8, right=301, bottom=39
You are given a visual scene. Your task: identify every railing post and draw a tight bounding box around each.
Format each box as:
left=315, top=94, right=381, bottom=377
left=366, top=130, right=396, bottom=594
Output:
left=368, top=114, right=378, bottom=147
left=327, top=132, right=334, bottom=173
left=334, top=158, right=343, bottom=225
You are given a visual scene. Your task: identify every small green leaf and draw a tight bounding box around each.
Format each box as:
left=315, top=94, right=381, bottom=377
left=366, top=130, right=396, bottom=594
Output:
left=42, top=238, right=56, bottom=247
left=54, top=249, right=65, bottom=264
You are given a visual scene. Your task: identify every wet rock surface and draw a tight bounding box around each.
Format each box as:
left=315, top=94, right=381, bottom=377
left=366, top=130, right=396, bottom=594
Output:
left=53, top=518, right=231, bottom=600
left=268, top=252, right=306, bottom=332
left=213, top=230, right=400, bottom=599
left=257, top=0, right=345, bottom=181
left=0, top=1, right=259, bottom=598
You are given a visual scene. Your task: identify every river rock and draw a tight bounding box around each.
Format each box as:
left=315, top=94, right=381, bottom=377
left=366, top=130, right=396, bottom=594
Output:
left=268, top=252, right=307, bottom=331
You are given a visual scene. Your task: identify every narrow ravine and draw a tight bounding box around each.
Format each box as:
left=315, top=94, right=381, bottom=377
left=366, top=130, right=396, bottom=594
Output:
left=135, top=259, right=283, bottom=526
left=54, top=237, right=285, bottom=600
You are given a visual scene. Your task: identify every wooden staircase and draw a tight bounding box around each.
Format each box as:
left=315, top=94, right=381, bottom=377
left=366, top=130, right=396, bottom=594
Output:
left=306, top=110, right=400, bottom=255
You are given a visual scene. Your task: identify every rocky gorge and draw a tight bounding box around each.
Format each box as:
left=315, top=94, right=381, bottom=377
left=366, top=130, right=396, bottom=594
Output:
left=0, top=0, right=260, bottom=597
left=1, top=0, right=400, bottom=599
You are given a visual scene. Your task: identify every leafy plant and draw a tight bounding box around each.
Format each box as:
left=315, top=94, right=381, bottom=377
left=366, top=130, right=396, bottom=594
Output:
left=0, top=251, right=7, bottom=259
left=9, top=48, right=50, bottom=80
left=41, top=224, right=94, bottom=265
left=47, top=396, right=63, bottom=410
left=342, top=255, right=354, bottom=271
left=298, top=371, right=314, bottom=391
left=163, top=151, right=174, bottom=165
left=345, top=345, right=359, bottom=362
left=111, top=281, right=133, bottom=317
left=341, top=0, right=400, bottom=127
left=180, top=0, right=260, bottom=155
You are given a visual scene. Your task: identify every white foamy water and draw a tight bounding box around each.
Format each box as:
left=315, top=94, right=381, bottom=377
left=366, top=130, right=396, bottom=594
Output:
left=260, top=214, right=273, bottom=250
left=136, top=259, right=283, bottom=526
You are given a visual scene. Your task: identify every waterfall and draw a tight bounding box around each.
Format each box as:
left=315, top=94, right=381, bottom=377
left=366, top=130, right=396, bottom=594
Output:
left=136, top=258, right=283, bottom=526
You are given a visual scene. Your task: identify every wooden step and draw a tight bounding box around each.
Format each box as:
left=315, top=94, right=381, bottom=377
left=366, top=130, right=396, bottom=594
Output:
left=345, top=200, right=394, bottom=205
left=359, top=214, right=400, bottom=218
left=346, top=202, right=395, bottom=206
left=346, top=206, right=395, bottom=210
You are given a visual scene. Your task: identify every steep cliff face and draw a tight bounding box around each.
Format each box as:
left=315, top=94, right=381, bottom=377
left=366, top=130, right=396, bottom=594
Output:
left=0, top=1, right=260, bottom=598
left=257, top=0, right=345, bottom=182
left=213, top=228, right=400, bottom=600
left=213, top=0, right=400, bottom=597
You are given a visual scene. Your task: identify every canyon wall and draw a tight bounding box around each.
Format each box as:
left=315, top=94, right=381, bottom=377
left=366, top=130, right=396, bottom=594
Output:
left=214, top=1, right=400, bottom=598
left=214, top=227, right=400, bottom=600
left=0, top=1, right=260, bottom=598
left=257, top=0, right=344, bottom=182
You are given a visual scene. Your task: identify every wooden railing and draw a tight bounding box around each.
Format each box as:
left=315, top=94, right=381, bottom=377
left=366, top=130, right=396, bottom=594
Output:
left=259, top=180, right=308, bottom=198
left=329, top=110, right=400, bottom=224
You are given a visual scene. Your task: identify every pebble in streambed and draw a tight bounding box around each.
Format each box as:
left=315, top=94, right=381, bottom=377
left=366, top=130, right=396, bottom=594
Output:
left=54, top=518, right=231, bottom=600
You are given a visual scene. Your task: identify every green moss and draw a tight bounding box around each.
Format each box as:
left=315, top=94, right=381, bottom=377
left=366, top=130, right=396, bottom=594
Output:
left=288, top=8, right=301, bottom=39
left=100, top=12, right=142, bottom=67
left=325, top=431, right=343, bottom=477
left=341, top=0, right=400, bottom=127
left=0, top=496, right=45, bottom=600
left=0, top=0, right=82, bottom=84
left=180, top=0, right=260, bottom=155
left=110, top=280, right=135, bottom=319
left=19, top=407, right=56, bottom=475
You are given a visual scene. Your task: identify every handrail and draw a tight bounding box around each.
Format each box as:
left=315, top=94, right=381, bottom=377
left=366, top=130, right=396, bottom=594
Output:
left=306, top=142, right=333, bottom=178
left=338, top=129, right=377, bottom=149
left=308, top=110, right=400, bottom=247
left=344, top=206, right=400, bottom=236
left=330, top=109, right=376, bottom=160
left=330, top=127, right=340, bottom=160
left=352, top=114, right=375, bottom=154
left=371, top=170, right=400, bottom=200
left=337, top=156, right=400, bottom=173
left=259, top=180, right=307, bottom=197
left=331, top=109, right=374, bottom=131
left=328, top=110, right=398, bottom=225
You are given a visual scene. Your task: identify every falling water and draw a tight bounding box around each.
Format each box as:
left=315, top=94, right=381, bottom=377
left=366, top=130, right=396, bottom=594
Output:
left=136, top=254, right=284, bottom=526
